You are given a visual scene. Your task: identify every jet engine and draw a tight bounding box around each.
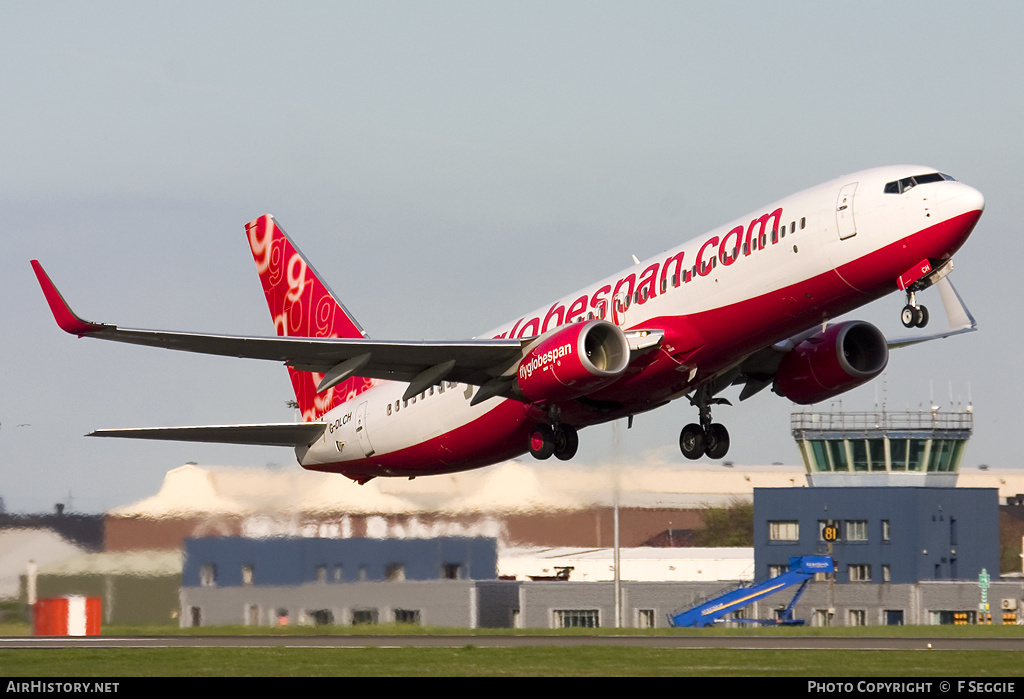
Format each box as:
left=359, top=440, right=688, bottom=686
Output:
left=774, top=321, right=889, bottom=404
left=515, top=320, right=631, bottom=403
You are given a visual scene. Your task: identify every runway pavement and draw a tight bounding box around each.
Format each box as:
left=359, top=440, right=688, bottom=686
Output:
left=4, top=634, right=1024, bottom=651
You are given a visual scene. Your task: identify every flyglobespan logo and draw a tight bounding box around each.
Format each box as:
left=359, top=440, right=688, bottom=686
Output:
left=519, top=343, right=573, bottom=380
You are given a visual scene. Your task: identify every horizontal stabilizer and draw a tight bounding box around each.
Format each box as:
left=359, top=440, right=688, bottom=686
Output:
left=88, top=423, right=326, bottom=447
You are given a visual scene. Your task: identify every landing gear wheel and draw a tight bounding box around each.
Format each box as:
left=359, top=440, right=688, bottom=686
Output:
left=553, top=425, right=579, bottom=461
left=901, top=304, right=930, bottom=328
left=914, top=305, right=929, bottom=328
left=901, top=305, right=917, bottom=328
left=679, top=423, right=706, bottom=460
left=529, top=425, right=556, bottom=460
left=704, top=423, right=731, bottom=459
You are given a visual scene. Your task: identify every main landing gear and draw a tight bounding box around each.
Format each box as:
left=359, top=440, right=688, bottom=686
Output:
left=528, top=423, right=579, bottom=461
left=679, top=388, right=731, bottom=460
left=901, top=290, right=929, bottom=328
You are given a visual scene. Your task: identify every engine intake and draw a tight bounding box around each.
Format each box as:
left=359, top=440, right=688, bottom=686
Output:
left=515, top=320, right=630, bottom=403
left=774, top=321, right=889, bottom=404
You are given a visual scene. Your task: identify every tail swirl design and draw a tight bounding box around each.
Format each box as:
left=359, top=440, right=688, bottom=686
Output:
left=246, top=215, right=372, bottom=421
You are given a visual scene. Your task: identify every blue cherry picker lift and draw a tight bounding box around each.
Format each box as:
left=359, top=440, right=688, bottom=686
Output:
left=668, top=555, right=834, bottom=628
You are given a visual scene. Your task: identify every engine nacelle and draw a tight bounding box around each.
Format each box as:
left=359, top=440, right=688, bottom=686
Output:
left=515, top=320, right=630, bottom=403
left=774, top=321, right=889, bottom=405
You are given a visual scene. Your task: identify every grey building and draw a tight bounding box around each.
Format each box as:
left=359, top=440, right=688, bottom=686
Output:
left=182, top=578, right=522, bottom=628
left=180, top=536, right=510, bottom=627
left=177, top=532, right=1019, bottom=628
left=516, top=580, right=1024, bottom=628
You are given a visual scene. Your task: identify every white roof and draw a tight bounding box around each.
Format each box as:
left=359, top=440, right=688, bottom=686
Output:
left=502, top=546, right=754, bottom=561
left=498, top=546, right=756, bottom=582
left=109, top=458, right=1024, bottom=519
left=109, top=458, right=807, bottom=518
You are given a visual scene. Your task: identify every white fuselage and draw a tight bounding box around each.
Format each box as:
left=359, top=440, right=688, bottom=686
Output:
left=299, top=166, right=983, bottom=480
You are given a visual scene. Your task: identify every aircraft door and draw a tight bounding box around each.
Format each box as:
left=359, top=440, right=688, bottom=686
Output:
left=836, top=183, right=858, bottom=240
left=355, top=401, right=375, bottom=457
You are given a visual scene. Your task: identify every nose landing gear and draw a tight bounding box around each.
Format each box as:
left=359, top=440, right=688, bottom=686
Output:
left=901, top=290, right=929, bottom=328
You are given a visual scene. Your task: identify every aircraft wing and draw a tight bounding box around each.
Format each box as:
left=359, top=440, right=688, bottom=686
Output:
left=32, top=260, right=530, bottom=393
left=730, top=276, right=977, bottom=401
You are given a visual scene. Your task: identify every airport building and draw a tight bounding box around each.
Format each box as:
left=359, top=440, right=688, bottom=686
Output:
left=754, top=486, right=999, bottom=585
left=176, top=534, right=1022, bottom=629
left=758, top=409, right=998, bottom=586
left=10, top=406, right=1024, bottom=628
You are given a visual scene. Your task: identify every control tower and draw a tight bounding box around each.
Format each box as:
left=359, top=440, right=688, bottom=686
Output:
left=790, top=407, right=973, bottom=488
left=756, top=405, right=995, bottom=589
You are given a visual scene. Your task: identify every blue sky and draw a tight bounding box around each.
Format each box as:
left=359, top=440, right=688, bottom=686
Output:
left=2, top=2, right=1021, bottom=512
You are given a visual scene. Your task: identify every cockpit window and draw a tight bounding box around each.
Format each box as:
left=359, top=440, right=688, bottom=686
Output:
left=884, top=172, right=957, bottom=194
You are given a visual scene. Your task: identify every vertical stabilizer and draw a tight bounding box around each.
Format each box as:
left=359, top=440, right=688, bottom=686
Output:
left=246, top=214, right=372, bottom=421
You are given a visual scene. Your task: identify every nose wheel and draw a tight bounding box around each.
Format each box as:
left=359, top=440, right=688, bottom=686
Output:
left=901, top=291, right=929, bottom=328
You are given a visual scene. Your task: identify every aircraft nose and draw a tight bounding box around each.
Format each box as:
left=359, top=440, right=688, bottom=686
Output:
left=936, top=182, right=984, bottom=254
left=941, top=182, right=984, bottom=220
left=956, top=184, right=985, bottom=216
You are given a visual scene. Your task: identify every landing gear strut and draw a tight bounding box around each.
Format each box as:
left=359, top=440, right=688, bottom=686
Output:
left=679, top=387, right=731, bottom=460
left=901, top=290, right=929, bottom=328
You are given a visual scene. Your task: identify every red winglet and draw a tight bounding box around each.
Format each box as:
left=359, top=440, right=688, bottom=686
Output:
left=30, top=261, right=104, bottom=337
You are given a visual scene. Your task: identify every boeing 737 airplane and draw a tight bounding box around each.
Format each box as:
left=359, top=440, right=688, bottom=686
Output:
left=32, top=165, right=983, bottom=483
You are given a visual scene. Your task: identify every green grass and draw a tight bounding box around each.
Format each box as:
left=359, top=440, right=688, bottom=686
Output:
left=1, top=646, right=1022, bottom=677
left=2, top=623, right=1022, bottom=676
